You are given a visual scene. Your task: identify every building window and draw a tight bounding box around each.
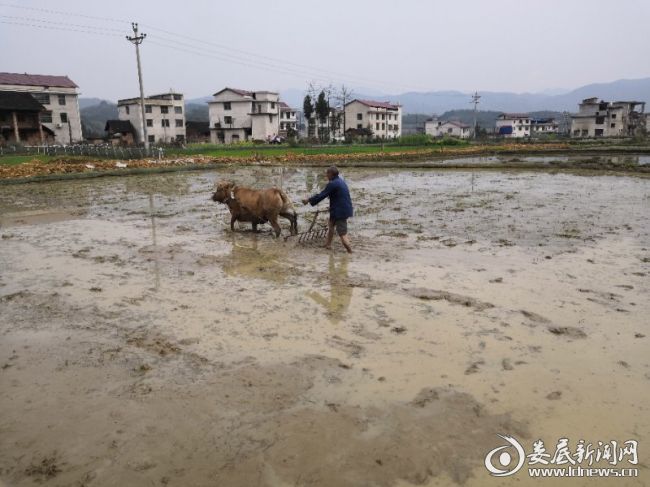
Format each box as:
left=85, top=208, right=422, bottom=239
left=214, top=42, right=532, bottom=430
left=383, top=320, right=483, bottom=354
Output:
left=175, top=119, right=183, bottom=127
left=357, top=123, right=362, bottom=129
left=40, top=111, right=53, bottom=123
left=357, top=113, right=362, bottom=120
left=174, top=106, right=183, bottom=114
left=146, top=119, right=153, bottom=127
left=376, top=122, right=380, bottom=130
left=611, top=123, right=616, bottom=128
left=33, top=93, right=50, bottom=105
left=271, top=102, right=276, bottom=109
left=224, top=116, right=233, bottom=125
left=148, top=135, right=155, bottom=143
left=161, top=119, right=170, bottom=127
left=382, top=123, right=385, bottom=130
left=176, top=134, right=185, bottom=142
left=231, top=134, right=240, bottom=142
left=60, top=113, right=68, bottom=123
left=173, top=94, right=182, bottom=100
left=145, top=105, right=152, bottom=113
left=161, top=106, right=169, bottom=114
left=382, top=114, right=385, bottom=120
left=125, top=106, right=130, bottom=115
left=224, top=102, right=231, bottom=110
left=611, top=114, right=616, bottom=119
left=58, top=95, right=66, bottom=105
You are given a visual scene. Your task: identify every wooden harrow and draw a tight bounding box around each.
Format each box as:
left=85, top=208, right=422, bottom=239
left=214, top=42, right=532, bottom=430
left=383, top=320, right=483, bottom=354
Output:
left=285, top=208, right=330, bottom=243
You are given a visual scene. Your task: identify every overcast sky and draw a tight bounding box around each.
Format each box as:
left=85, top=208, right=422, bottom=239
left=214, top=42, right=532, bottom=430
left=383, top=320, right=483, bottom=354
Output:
left=1, top=0, right=649, bottom=100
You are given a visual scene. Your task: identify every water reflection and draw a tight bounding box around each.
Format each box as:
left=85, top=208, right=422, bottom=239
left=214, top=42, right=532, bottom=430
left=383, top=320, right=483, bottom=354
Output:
left=307, top=254, right=353, bottom=324
left=221, top=232, right=289, bottom=283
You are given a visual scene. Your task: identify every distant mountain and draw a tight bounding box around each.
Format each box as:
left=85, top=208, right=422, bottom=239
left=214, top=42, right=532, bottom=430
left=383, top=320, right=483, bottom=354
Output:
left=185, top=103, right=208, bottom=122
left=80, top=100, right=117, bottom=138
left=78, top=97, right=109, bottom=110
left=385, top=78, right=650, bottom=114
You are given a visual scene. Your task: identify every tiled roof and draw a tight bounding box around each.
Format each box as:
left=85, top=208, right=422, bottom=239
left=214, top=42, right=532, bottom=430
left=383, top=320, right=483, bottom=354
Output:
left=352, top=99, right=400, bottom=110
left=213, top=87, right=254, bottom=97
left=445, top=120, right=470, bottom=129
left=0, top=91, right=44, bottom=111
left=0, top=72, right=78, bottom=88
left=279, top=101, right=293, bottom=110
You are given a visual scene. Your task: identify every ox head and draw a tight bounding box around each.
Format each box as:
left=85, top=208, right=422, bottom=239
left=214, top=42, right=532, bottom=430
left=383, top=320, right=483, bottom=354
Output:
left=211, top=180, right=235, bottom=203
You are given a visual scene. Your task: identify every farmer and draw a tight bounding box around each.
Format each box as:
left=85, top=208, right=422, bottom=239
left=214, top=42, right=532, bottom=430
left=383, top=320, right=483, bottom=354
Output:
left=302, top=166, right=353, bottom=253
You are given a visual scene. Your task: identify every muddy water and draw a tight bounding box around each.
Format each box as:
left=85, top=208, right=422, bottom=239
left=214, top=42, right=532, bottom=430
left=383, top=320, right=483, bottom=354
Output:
left=0, top=165, right=648, bottom=486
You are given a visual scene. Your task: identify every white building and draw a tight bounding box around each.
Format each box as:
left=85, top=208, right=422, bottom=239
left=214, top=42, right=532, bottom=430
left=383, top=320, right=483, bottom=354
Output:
left=571, top=97, right=646, bottom=138
left=0, top=72, right=83, bottom=144
left=496, top=113, right=532, bottom=138
left=209, top=88, right=285, bottom=143
left=344, top=99, right=402, bottom=138
left=117, top=92, right=185, bottom=145
left=279, top=102, right=298, bottom=136
left=424, top=119, right=471, bottom=138
left=530, top=118, right=559, bottom=136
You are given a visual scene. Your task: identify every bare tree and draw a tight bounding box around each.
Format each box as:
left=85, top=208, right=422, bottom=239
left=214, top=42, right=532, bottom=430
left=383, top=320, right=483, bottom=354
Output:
left=335, top=84, right=355, bottom=135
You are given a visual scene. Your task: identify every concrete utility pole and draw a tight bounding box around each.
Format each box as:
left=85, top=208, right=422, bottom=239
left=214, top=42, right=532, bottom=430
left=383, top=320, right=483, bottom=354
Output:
left=126, top=23, right=149, bottom=150
left=470, top=91, right=481, bottom=139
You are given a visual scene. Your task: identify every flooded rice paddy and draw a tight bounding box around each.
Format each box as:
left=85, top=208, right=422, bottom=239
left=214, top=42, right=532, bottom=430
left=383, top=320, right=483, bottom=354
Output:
left=0, top=162, right=649, bottom=486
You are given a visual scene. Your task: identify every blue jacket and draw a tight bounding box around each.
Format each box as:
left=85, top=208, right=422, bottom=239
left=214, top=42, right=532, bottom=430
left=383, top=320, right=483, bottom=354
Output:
left=308, top=175, right=353, bottom=220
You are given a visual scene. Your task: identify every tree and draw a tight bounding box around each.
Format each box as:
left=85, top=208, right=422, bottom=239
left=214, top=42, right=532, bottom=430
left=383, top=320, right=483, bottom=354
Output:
left=335, top=84, right=354, bottom=134
left=303, top=95, right=314, bottom=137
left=315, top=90, right=329, bottom=142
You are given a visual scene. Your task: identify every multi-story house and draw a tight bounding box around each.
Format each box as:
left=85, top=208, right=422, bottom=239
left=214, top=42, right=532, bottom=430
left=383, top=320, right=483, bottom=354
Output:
left=344, top=99, right=402, bottom=138
left=424, top=119, right=471, bottom=139
left=208, top=88, right=282, bottom=143
left=117, top=92, right=186, bottom=145
left=530, top=118, right=558, bottom=136
left=0, top=72, right=82, bottom=144
left=496, top=113, right=532, bottom=138
left=279, top=102, right=298, bottom=136
left=571, top=97, right=646, bottom=138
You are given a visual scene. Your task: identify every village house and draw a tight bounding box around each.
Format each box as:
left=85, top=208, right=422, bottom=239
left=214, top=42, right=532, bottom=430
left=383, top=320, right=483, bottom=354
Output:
left=0, top=91, right=55, bottom=145
left=279, top=102, right=298, bottom=137
left=117, top=91, right=186, bottom=145
left=209, top=88, right=285, bottom=143
left=344, top=99, right=402, bottom=138
left=495, top=113, right=532, bottom=138
left=571, top=97, right=646, bottom=138
left=104, top=119, right=136, bottom=146
left=424, top=118, right=471, bottom=139
left=305, top=106, right=346, bottom=140
left=496, top=113, right=558, bottom=138
left=530, top=118, right=559, bottom=136
left=0, top=72, right=82, bottom=144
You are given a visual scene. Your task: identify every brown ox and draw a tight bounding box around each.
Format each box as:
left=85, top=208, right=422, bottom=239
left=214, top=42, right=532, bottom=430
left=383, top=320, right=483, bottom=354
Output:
left=212, top=180, right=298, bottom=237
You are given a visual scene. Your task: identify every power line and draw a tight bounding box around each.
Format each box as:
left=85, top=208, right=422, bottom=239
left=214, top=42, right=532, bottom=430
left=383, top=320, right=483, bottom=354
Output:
left=0, top=2, right=127, bottom=24
left=0, top=20, right=121, bottom=37
left=0, top=3, right=430, bottom=93
left=0, top=4, right=464, bottom=96
left=0, top=14, right=124, bottom=32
